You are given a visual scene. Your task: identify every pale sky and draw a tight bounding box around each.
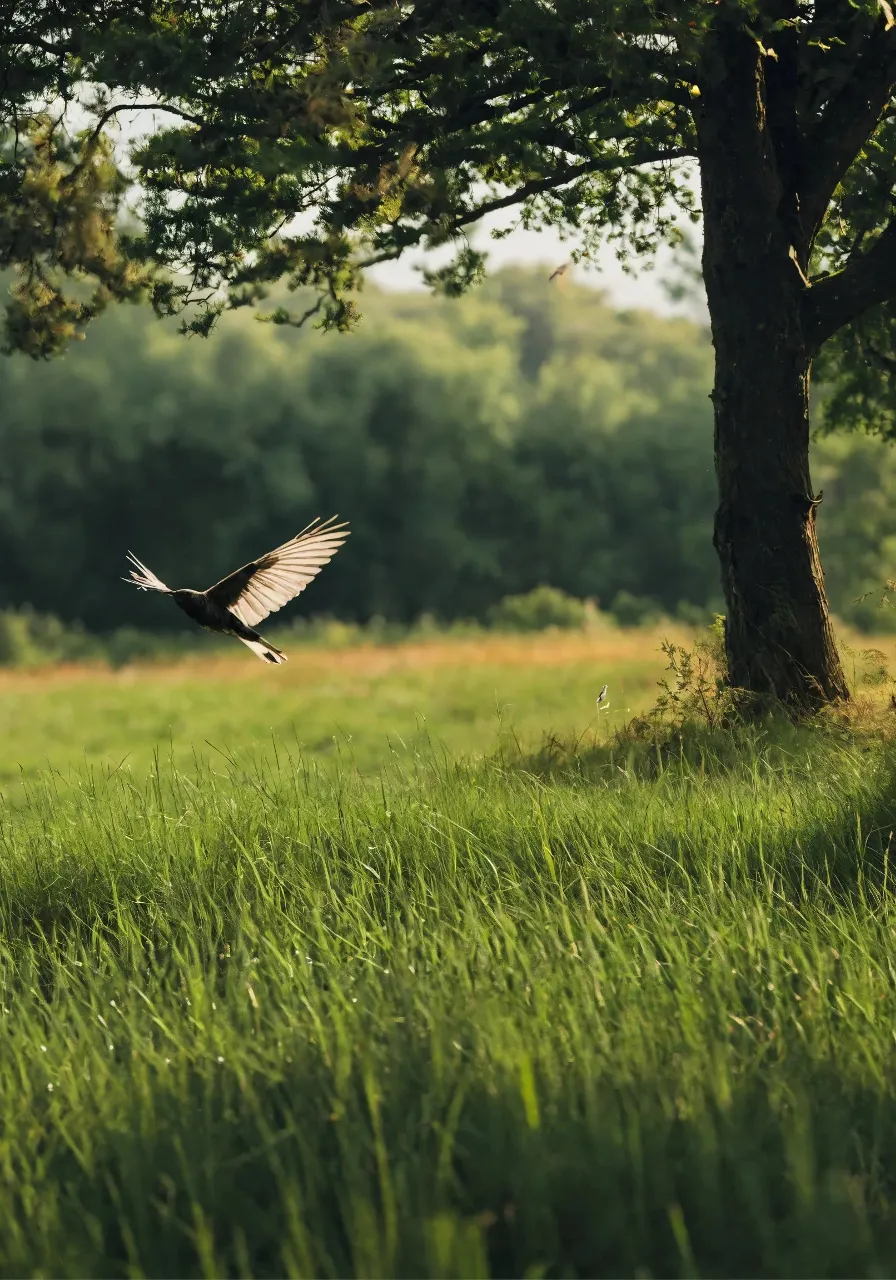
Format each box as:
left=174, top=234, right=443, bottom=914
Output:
left=365, top=210, right=709, bottom=323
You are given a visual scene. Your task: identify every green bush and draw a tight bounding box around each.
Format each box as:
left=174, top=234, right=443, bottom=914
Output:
left=609, top=590, right=665, bottom=628
left=675, top=598, right=725, bottom=628
left=0, top=606, right=99, bottom=666
left=487, top=585, right=591, bottom=632
left=0, top=608, right=208, bottom=668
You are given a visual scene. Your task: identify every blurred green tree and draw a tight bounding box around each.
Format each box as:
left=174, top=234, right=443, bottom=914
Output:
left=0, top=269, right=894, bottom=636
left=0, top=274, right=719, bottom=629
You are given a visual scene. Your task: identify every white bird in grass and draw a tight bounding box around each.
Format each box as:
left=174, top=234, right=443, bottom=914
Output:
left=596, top=684, right=609, bottom=711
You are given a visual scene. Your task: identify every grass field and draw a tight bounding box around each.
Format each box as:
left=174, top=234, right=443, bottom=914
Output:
left=0, top=630, right=673, bottom=801
left=5, top=628, right=896, bottom=1276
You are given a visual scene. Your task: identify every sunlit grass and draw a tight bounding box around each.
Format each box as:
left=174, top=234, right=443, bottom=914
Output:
left=0, top=630, right=673, bottom=801
left=3, top=726, right=896, bottom=1276
left=4, top=628, right=896, bottom=1275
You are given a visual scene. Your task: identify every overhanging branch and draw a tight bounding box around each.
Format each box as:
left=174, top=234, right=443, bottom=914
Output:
left=800, top=28, right=896, bottom=245
left=445, top=145, right=694, bottom=233
left=803, top=216, right=896, bottom=352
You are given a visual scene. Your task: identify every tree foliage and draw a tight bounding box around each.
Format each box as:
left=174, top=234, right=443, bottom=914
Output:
left=0, top=0, right=893, bottom=384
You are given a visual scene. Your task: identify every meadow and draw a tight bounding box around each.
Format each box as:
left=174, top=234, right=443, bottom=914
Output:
left=0, top=629, right=669, bottom=801
left=4, top=627, right=896, bottom=1276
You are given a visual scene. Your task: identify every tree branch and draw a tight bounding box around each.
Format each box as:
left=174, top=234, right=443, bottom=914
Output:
left=0, top=35, right=72, bottom=54
left=352, top=144, right=691, bottom=271
left=84, top=100, right=205, bottom=139
left=57, top=100, right=205, bottom=190
left=443, top=145, right=693, bottom=233
left=804, top=216, right=896, bottom=352
left=800, top=27, right=896, bottom=245
left=761, top=1, right=805, bottom=260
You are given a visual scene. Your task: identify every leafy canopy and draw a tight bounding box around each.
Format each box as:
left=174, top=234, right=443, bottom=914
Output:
left=0, top=0, right=895, bottom=430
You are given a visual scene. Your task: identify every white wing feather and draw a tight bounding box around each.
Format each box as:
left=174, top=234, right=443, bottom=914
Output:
left=207, top=516, right=349, bottom=627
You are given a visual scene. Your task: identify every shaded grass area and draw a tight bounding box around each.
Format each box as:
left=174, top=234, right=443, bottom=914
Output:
left=3, top=720, right=896, bottom=1276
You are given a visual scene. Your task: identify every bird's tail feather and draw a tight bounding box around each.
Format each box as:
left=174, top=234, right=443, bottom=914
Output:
left=238, top=635, right=287, bottom=664
left=123, top=552, right=170, bottom=593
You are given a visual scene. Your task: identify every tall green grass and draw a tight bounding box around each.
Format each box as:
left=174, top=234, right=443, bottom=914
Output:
left=3, top=723, right=896, bottom=1277
left=0, top=652, right=661, bottom=799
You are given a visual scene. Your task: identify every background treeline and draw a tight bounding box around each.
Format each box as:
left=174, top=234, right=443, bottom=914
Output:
left=0, top=268, right=894, bottom=637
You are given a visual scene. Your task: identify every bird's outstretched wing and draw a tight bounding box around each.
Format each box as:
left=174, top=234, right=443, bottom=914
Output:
left=124, top=552, right=170, bottom=592
left=205, top=516, right=349, bottom=626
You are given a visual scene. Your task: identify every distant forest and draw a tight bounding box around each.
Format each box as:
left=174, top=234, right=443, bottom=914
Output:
left=1, top=268, right=893, bottom=633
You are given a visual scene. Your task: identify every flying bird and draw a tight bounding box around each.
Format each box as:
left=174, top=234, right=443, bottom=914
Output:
left=549, top=262, right=570, bottom=282
left=124, top=516, right=349, bottom=664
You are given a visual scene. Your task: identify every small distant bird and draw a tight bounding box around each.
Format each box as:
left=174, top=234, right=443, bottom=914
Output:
left=596, top=684, right=609, bottom=711
left=124, top=516, right=349, bottom=664
left=549, top=262, right=570, bottom=282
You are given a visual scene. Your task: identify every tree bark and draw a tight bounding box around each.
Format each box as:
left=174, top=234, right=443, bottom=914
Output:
left=696, top=25, right=849, bottom=709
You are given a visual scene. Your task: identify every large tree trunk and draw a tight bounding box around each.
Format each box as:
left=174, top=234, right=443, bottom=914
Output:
left=696, top=26, right=849, bottom=709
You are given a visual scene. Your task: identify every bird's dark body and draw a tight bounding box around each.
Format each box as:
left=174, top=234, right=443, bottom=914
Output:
left=172, top=589, right=279, bottom=658
left=173, top=589, right=232, bottom=631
